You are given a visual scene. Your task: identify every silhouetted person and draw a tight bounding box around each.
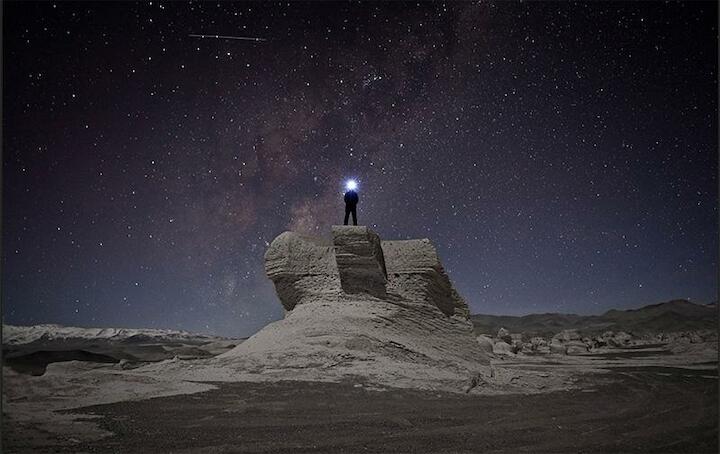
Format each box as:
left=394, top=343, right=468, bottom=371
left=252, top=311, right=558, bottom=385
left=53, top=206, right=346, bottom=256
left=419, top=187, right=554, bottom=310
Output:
left=344, top=189, right=359, bottom=225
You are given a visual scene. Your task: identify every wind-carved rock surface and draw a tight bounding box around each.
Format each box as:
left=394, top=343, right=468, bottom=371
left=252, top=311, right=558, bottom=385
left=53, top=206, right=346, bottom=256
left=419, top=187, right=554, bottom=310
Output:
left=332, top=226, right=388, bottom=298
left=219, top=226, right=491, bottom=392
left=264, top=231, right=341, bottom=310
left=383, top=239, right=469, bottom=318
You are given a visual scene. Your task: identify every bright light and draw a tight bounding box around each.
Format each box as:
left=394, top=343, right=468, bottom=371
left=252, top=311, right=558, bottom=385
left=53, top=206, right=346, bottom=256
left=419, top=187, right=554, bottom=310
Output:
left=345, top=179, right=358, bottom=191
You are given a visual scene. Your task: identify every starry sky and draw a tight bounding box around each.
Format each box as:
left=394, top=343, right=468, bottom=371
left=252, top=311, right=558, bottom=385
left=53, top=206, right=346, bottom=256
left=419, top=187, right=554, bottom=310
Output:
left=3, top=1, right=717, bottom=337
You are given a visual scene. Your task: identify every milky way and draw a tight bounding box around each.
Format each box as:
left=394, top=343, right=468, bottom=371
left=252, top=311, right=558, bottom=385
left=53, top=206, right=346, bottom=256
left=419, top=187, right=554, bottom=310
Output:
left=3, top=2, right=717, bottom=336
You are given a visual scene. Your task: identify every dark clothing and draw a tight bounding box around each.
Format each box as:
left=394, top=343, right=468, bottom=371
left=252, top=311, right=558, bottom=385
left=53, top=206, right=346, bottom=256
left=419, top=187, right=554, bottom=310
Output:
left=343, top=190, right=359, bottom=225
left=344, top=190, right=359, bottom=206
left=344, top=206, right=357, bottom=225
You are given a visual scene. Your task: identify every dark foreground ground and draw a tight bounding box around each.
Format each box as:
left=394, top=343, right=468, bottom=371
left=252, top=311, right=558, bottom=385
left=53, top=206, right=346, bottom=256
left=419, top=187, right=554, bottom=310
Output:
left=4, top=366, right=718, bottom=454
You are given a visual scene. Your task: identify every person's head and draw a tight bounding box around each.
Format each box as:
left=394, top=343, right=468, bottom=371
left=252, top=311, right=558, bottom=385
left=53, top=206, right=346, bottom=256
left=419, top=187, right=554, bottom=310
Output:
left=345, top=179, right=358, bottom=192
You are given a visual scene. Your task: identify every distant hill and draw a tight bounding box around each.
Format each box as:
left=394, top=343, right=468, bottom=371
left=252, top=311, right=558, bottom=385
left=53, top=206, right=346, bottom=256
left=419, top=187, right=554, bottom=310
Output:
left=2, top=324, right=244, bottom=375
left=470, top=299, right=717, bottom=338
left=1, top=323, right=230, bottom=346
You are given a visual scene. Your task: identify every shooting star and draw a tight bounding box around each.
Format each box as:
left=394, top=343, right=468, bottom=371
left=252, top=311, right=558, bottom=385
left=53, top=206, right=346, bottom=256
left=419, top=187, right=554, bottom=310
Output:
left=189, top=34, right=267, bottom=42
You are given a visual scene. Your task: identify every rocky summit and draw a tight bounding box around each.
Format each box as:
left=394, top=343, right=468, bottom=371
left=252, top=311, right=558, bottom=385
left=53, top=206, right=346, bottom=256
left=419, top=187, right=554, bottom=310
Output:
left=219, top=226, right=490, bottom=391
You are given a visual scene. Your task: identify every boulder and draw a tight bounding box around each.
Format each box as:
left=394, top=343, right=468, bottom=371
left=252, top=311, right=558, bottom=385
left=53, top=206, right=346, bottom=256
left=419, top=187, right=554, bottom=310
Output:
left=493, top=341, right=514, bottom=355
left=549, top=340, right=566, bottom=354
left=660, top=330, right=716, bottom=345
left=592, top=336, right=607, bottom=348
left=522, top=337, right=549, bottom=354
left=114, top=358, right=133, bottom=370
left=476, top=335, right=494, bottom=354
left=530, top=337, right=547, bottom=349
left=497, top=327, right=512, bottom=344
left=565, top=341, right=588, bottom=355
left=607, top=331, right=632, bottom=347
left=552, top=329, right=581, bottom=343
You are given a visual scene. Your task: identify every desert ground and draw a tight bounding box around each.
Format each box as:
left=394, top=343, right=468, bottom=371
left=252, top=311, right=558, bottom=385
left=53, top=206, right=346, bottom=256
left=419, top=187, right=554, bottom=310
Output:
left=3, top=340, right=717, bottom=454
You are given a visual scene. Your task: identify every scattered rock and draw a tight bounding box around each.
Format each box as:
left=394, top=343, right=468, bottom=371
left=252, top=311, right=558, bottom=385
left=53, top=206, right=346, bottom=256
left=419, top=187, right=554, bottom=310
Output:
left=465, top=374, right=483, bottom=393
left=497, top=327, right=512, bottom=344
left=565, top=341, right=588, bottom=355
left=611, top=331, right=632, bottom=347
left=530, top=337, right=547, bottom=349
left=592, top=336, right=607, bottom=348
left=114, top=359, right=133, bottom=370
left=599, top=330, right=633, bottom=347
left=476, top=335, right=494, bottom=353
left=549, top=341, right=566, bottom=355
left=493, top=341, right=514, bottom=355
left=552, top=329, right=581, bottom=343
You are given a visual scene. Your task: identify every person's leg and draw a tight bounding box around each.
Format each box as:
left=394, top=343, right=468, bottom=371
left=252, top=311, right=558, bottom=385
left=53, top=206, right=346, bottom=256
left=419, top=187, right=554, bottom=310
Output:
left=344, top=207, right=350, bottom=225
left=352, top=207, right=357, bottom=226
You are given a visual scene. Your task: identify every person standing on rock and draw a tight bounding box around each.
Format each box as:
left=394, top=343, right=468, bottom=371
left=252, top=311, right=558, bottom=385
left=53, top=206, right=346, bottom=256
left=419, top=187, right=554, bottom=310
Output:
left=343, top=180, right=359, bottom=225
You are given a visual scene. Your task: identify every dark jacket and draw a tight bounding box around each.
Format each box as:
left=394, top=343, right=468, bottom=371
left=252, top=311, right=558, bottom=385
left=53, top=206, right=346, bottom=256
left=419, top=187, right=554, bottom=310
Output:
left=344, top=190, right=359, bottom=207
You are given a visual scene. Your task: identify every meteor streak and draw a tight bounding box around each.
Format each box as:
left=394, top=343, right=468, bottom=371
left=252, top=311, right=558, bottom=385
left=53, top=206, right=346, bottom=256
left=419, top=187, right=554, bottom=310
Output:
left=188, top=34, right=266, bottom=42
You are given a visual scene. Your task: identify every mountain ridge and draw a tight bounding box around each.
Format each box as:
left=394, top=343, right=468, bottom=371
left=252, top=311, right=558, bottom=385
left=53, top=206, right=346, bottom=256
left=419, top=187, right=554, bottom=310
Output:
left=4, top=300, right=715, bottom=347
left=2, top=323, right=237, bottom=346
left=471, top=299, right=717, bottom=337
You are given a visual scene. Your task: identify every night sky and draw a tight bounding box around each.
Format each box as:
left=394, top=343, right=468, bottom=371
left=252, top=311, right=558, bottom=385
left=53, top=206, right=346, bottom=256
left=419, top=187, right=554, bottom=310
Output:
left=3, top=2, right=717, bottom=337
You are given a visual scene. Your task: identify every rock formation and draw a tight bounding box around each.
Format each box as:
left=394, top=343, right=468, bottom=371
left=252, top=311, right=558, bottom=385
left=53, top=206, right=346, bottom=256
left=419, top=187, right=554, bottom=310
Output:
left=332, top=226, right=388, bottom=298
left=263, top=231, right=341, bottom=311
left=492, top=341, right=514, bottom=355
left=475, top=334, right=494, bottom=353
left=381, top=237, right=468, bottom=318
left=262, top=225, right=470, bottom=321
left=219, top=226, right=490, bottom=391
left=497, top=327, right=512, bottom=344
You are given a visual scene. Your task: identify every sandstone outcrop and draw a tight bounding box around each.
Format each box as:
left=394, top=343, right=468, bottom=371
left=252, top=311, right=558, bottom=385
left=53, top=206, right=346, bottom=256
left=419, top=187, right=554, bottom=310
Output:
left=220, top=226, right=489, bottom=392
left=262, top=226, right=470, bottom=318
left=263, top=232, right=341, bottom=311
left=382, top=238, right=469, bottom=318
left=332, top=226, right=388, bottom=298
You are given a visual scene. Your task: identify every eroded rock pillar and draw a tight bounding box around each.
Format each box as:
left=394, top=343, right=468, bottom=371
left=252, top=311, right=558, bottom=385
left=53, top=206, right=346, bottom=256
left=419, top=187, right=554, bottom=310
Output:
left=331, top=226, right=387, bottom=298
